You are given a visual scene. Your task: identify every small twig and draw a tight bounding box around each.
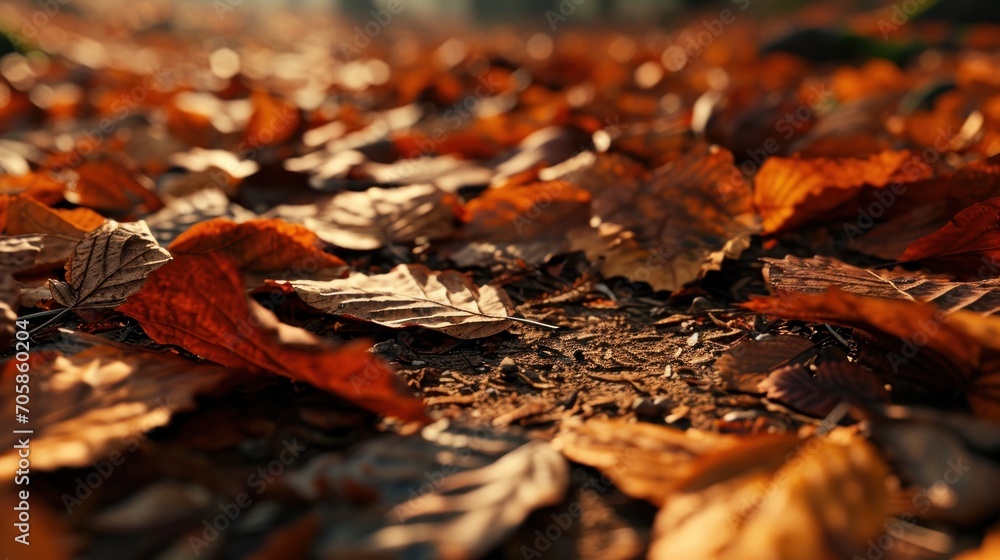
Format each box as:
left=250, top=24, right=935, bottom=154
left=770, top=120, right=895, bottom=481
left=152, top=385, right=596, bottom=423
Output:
left=824, top=324, right=851, bottom=347
left=25, top=309, right=71, bottom=336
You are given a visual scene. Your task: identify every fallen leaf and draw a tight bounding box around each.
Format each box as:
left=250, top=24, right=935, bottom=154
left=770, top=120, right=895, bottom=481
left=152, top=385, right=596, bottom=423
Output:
left=0, top=194, right=104, bottom=237
left=118, top=252, right=425, bottom=421
left=569, top=144, right=758, bottom=292
left=243, top=90, right=301, bottom=149
left=265, top=184, right=458, bottom=251
left=0, top=170, right=65, bottom=205
left=59, top=156, right=165, bottom=216
left=744, top=289, right=1000, bottom=421
left=168, top=218, right=345, bottom=272
left=282, top=420, right=537, bottom=556
left=0, top=343, right=230, bottom=476
left=358, top=155, right=494, bottom=193
left=753, top=150, right=932, bottom=234
left=715, top=335, right=816, bottom=393
left=144, top=188, right=257, bottom=245
left=288, top=264, right=515, bottom=339
left=551, top=418, right=738, bottom=506
left=899, top=197, right=1000, bottom=277
left=49, top=220, right=172, bottom=310
left=444, top=179, right=591, bottom=266
left=649, top=432, right=891, bottom=560
left=764, top=255, right=1000, bottom=315
left=0, top=236, right=36, bottom=347
left=168, top=147, right=260, bottom=179
left=354, top=441, right=568, bottom=560
left=759, top=362, right=889, bottom=417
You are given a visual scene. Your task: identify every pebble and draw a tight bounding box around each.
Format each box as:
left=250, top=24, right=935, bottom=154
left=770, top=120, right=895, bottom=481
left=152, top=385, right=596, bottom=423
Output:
left=686, top=332, right=700, bottom=347
left=500, top=357, right=517, bottom=373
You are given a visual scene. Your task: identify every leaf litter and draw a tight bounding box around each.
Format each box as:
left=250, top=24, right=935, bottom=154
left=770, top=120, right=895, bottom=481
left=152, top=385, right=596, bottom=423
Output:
left=2, top=1, right=1000, bottom=559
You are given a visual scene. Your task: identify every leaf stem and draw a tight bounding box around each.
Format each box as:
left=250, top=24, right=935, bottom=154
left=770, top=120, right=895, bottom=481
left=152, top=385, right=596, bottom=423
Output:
left=508, top=316, right=560, bottom=330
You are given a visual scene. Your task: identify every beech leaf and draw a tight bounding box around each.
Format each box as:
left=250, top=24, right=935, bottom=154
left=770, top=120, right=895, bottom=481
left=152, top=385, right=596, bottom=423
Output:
left=288, top=264, right=517, bottom=339
left=48, top=220, right=172, bottom=310
left=264, top=184, right=458, bottom=251
left=764, top=255, right=1000, bottom=315
left=118, top=252, right=425, bottom=421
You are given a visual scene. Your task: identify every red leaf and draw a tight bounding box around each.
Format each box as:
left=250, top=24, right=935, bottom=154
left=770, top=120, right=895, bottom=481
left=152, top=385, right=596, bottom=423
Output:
left=118, top=252, right=425, bottom=422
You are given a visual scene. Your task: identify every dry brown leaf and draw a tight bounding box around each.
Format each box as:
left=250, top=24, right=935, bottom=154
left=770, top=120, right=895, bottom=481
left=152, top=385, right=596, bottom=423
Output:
left=714, top=334, right=816, bottom=393
left=265, top=184, right=458, bottom=251
left=0, top=236, right=37, bottom=348
left=649, top=432, right=891, bottom=560
left=288, top=264, right=515, bottom=339
left=444, top=179, right=591, bottom=267
left=744, top=290, right=1000, bottom=421
left=568, top=144, right=758, bottom=292
left=754, top=150, right=932, bottom=234
left=117, top=252, right=425, bottom=421
left=358, top=155, right=494, bottom=193
left=282, top=421, right=535, bottom=557
left=898, top=197, right=1000, bottom=278
left=764, top=256, right=1000, bottom=315
left=347, top=441, right=569, bottom=560
left=551, top=418, right=739, bottom=506
left=1, top=236, right=43, bottom=343
left=168, top=217, right=346, bottom=272
left=144, top=188, right=257, bottom=245
left=0, top=343, right=230, bottom=476
left=168, top=147, right=260, bottom=179
left=49, top=220, right=172, bottom=310
left=759, top=362, right=889, bottom=418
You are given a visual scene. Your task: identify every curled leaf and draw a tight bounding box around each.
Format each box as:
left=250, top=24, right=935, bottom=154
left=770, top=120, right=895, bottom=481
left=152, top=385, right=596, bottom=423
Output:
left=754, top=150, right=932, bottom=234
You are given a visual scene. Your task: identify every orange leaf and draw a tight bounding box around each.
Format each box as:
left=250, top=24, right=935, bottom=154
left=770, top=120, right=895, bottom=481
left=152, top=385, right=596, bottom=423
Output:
left=55, top=157, right=164, bottom=216
left=754, top=150, right=932, bottom=234
left=244, top=90, right=300, bottom=149
left=0, top=171, right=65, bottom=205
left=168, top=218, right=345, bottom=272
left=899, top=197, right=1000, bottom=277
left=444, top=180, right=591, bottom=266
left=118, top=252, right=425, bottom=422
left=0, top=194, right=104, bottom=237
